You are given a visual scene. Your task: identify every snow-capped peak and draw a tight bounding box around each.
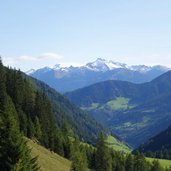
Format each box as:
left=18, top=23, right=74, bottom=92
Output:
left=129, top=65, right=152, bottom=73
left=85, top=58, right=126, bottom=72
left=26, top=69, right=36, bottom=75
left=107, top=61, right=128, bottom=70
left=85, top=58, right=108, bottom=71
left=26, top=58, right=171, bottom=76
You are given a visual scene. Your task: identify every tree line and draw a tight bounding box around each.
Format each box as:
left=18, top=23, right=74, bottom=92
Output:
left=70, top=133, right=171, bottom=171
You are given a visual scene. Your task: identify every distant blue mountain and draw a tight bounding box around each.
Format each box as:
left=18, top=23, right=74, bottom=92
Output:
left=27, top=58, right=170, bottom=92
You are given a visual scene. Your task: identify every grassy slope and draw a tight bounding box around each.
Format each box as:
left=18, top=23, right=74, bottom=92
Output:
left=28, top=139, right=71, bottom=171
left=106, top=135, right=132, bottom=153
left=106, top=136, right=171, bottom=168
left=28, top=138, right=171, bottom=169
left=147, top=157, right=171, bottom=168
left=85, top=97, right=133, bottom=111
left=106, top=97, right=131, bottom=110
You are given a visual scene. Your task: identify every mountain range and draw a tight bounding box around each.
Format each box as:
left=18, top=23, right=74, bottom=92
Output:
left=27, top=58, right=170, bottom=92
left=65, top=71, right=171, bottom=147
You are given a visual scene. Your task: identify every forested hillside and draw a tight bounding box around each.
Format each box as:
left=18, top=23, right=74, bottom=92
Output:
left=137, top=125, right=171, bottom=160
left=0, top=59, right=102, bottom=169
left=65, top=71, right=171, bottom=147
left=0, top=60, right=39, bottom=170
left=31, top=77, right=105, bottom=144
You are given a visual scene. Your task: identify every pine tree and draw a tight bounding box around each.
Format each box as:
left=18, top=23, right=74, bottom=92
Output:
left=0, top=58, right=6, bottom=111
left=34, top=92, right=56, bottom=148
left=70, top=139, right=87, bottom=171
left=63, top=136, right=72, bottom=159
left=18, top=109, right=28, bottom=135
left=0, top=96, right=39, bottom=171
left=34, top=116, right=42, bottom=142
left=53, top=129, right=64, bottom=156
left=150, top=160, right=164, bottom=171
left=95, top=133, right=112, bottom=171
left=134, top=152, right=149, bottom=171
left=27, top=117, right=35, bottom=138
left=71, top=151, right=87, bottom=171
left=125, top=154, right=134, bottom=171
left=71, top=138, right=88, bottom=171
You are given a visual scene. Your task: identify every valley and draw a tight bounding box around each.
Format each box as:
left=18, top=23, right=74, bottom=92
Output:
left=66, top=71, right=171, bottom=147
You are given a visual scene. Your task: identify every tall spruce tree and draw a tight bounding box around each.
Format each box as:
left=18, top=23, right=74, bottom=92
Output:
left=95, top=133, right=112, bottom=171
left=0, top=58, right=6, bottom=111
left=134, top=152, right=149, bottom=171
left=71, top=139, right=87, bottom=171
left=71, top=151, right=87, bottom=171
left=150, top=160, right=164, bottom=171
left=34, top=116, right=42, bottom=142
left=0, top=96, right=39, bottom=171
left=125, top=154, right=134, bottom=171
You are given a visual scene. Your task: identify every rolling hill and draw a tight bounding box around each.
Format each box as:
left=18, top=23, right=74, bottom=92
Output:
left=65, top=71, right=171, bottom=147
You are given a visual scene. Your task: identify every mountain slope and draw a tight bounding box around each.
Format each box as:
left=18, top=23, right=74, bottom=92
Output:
left=29, top=137, right=171, bottom=170
left=28, top=58, right=169, bottom=92
left=106, top=135, right=132, bottom=153
left=28, top=139, right=71, bottom=171
left=31, top=77, right=106, bottom=144
left=65, top=71, right=171, bottom=147
left=137, top=125, right=171, bottom=159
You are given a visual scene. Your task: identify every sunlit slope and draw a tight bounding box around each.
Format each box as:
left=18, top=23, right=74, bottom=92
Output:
left=28, top=139, right=71, bottom=171
left=147, top=157, right=171, bottom=168
left=106, top=135, right=132, bottom=153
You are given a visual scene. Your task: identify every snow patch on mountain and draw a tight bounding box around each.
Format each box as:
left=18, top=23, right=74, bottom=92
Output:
left=26, top=69, right=36, bottom=75
left=26, top=58, right=171, bottom=75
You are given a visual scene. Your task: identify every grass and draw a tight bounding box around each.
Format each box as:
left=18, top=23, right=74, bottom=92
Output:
left=84, top=97, right=137, bottom=112
left=106, top=97, right=130, bottom=110
left=84, top=97, right=134, bottom=111
left=27, top=139, right=71, bottom=171
left=105, top=136, right=171, bottom=167
left=106, top=135, right=132, bottom=153
left=84, top=103, right=100, bottom=110
left=147, top=157, right=171, bottom=168
left=27, top=138, right=171, bottom=169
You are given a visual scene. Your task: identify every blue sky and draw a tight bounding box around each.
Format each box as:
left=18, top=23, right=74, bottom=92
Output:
left=1, top=0, right=171, bottom=71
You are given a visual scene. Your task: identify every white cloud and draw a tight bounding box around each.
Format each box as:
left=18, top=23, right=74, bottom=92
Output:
left=3, top=53, right=63, bottom=64
left=2, top=53, right=64, bottom=71
left=3, top=53, right=63, bottom=65
left=38, top=53, right=63, bottom=60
